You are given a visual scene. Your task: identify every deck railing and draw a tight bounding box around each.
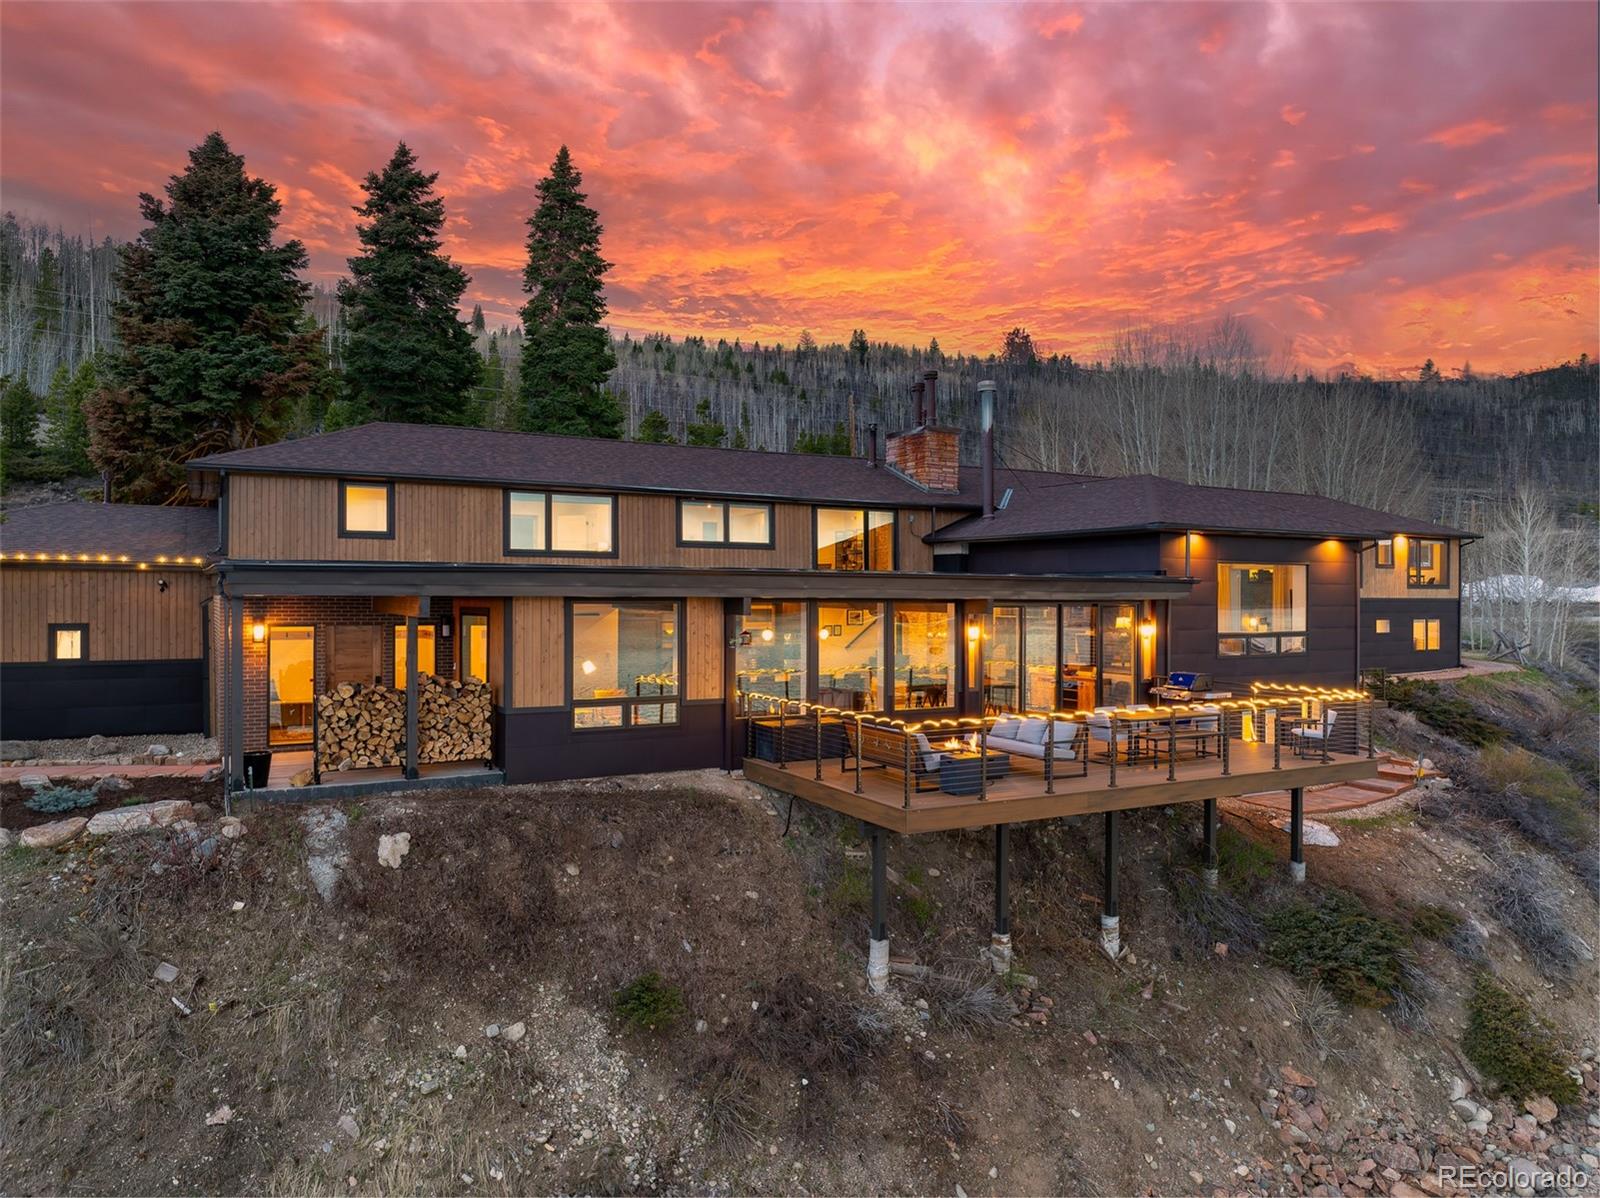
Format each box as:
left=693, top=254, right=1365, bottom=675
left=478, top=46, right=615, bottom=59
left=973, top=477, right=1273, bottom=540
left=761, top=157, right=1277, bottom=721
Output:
left=740, top=685, right=1374, bottom=810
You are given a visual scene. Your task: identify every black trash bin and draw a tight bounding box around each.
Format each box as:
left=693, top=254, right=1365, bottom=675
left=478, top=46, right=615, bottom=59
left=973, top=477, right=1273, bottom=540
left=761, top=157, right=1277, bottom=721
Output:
left=242, top=752, right=271, bottom=788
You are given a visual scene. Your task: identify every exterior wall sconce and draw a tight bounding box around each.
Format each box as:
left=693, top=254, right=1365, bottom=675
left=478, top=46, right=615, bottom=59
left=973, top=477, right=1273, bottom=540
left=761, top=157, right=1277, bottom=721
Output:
left=966, top=620, right=982, bottom=642
left=251, top=622, right=267, bottom=644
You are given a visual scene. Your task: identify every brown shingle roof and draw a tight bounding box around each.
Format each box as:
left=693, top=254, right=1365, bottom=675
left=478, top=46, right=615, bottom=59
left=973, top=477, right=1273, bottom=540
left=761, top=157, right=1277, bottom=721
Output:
left=190, top=422, right=999, bottom=507
left=0, top=502, right=216, bottom=559
left=927, top=474, right=1466, bottom=542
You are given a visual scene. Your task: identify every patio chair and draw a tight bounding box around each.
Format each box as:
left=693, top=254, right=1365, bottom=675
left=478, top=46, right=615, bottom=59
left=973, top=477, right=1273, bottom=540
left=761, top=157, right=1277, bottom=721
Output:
left=1287, top=708, right=1338, bottom=759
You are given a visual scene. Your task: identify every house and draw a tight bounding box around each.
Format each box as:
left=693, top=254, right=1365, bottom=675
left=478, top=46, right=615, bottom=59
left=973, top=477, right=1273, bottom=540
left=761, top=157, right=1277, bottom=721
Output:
left=0, top=373, right=1466, bottom=776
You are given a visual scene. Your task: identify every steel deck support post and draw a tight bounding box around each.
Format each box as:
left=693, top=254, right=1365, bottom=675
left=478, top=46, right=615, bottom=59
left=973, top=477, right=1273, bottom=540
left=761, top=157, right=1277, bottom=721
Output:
left=1100, top=810, right=1122, bottom=959
left=404, top=616, right=419, bottom=780
left=867, top=822, right=890, bottom=994
left=1201, top=798, right=1219, bottom=887
left=1288, top=786, right=1306, bottom=883
left=990, top=823, right=1013, bottom=972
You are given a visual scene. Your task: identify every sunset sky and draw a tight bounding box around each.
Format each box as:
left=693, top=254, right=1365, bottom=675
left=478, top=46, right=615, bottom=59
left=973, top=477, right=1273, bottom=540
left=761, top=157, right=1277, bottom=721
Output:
left=3, top=1, right=1595, bottom=377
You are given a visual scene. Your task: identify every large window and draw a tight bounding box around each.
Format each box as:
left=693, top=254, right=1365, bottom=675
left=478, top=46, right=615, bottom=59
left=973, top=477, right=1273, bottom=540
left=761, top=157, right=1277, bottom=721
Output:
left=571, top=601, right=679, bottom=729
left=1023, top=604, right=1059, bottom=710
left=735, top=601, right=806, bottom=709
left=340, top=481, right=393, bottom=538
left=814, top=508, right=894, bottom=571
left=1412, top=618, right=1441, bottom=651
left=1408, top=539, right=1447, bottom=588
left=49, top=623, right=87, bottom=662
left=680, top=499, right=773, bottom=547
left=817, top=601, right=882, bottom=710
left=982, top=605, right=1020, bottom=714
left=1061, top=604, right=1099, bottom=711
left=505, top=491, right=615, bottom=555
left=893, top=603, right=954, bottom=709
left=393, top=624, right=437, bottom=689
left=1217, top=563, right=1306, bottom=656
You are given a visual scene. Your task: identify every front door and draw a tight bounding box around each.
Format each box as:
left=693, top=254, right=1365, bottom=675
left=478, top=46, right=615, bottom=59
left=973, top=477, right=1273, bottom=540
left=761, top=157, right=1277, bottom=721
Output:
left=328, top=624, right=381, bottom=688
left=460, top=612, right=489, bottom=684
left=268, top=626, right=315, bottom=746
left=1099, top=604, right=1137, bottom=706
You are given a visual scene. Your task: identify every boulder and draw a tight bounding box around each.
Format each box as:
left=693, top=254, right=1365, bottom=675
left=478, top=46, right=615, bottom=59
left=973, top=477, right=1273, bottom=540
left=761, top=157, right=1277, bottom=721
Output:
left=1524, top=1095, right=1558, bottom=1124
left=85, top=734, right=113, bottom=756
left=0, top=740, right=36, bottom=760
left=289, top=768, right=314, bottom=787
left=146, top=743, right=171, bottom=757
left=0, top=827, right=12, bottom=849
left=20, top=817, right=89, bottom=848
left=1281, top=1065, right=1318, bottom=1088
left=218, top=816, right=247, bottom=840
left=86, top=799, right=194, bottom=836
left=377, top=832, right=411, bottom=869
left=200, top=765, right=224, bottom=784
left=92, top=775, right=133, bottom=796
left=502, top=1021, right=526, bottom=1043
left=18, top=774, right=50, bottom=790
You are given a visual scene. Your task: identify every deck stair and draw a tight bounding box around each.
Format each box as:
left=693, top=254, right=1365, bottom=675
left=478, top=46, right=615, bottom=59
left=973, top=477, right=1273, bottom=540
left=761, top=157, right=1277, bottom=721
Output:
left=1234, top=754, right=1442, bottom=816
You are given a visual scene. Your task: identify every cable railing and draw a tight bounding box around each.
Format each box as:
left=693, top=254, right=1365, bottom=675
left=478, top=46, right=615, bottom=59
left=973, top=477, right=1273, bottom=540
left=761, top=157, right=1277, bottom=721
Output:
left=740, top=685, right=1376, bottom=811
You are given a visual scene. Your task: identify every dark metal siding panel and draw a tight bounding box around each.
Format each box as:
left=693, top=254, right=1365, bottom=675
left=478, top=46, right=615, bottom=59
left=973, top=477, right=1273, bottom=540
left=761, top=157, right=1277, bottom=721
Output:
left=1360, top=598, right=1461, bottom=673
left=965, top=532, right=1163, bottom=575
left=1158, top=532, right=1358, bottom=690
left=0, top=659, right=204, bottom=739
left=496, top=700, right=725, bottom=783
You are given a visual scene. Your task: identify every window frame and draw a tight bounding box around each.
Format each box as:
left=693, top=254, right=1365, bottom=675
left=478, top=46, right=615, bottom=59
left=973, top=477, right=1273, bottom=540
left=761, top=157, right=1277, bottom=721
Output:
left=567, top=599, right=682, bottom=731
left=48, top=622, right=88, bottom=663
left=338, top=479, right=395, bottom=540
left=502, top=489, right=619, bottom=558
left=812, top=506, right=897, bottom=572
left=1374, top=539, right=1394, bottom=569
left=1412, top=618, right=1441, bottom=652
left=676, top=498, right=776, bottom=549
left=1375, top=618, right=1391, bottom=634
left=1215, top=561, right=1308, bottom=658
left=1407, top=539, right=1449, bottom=589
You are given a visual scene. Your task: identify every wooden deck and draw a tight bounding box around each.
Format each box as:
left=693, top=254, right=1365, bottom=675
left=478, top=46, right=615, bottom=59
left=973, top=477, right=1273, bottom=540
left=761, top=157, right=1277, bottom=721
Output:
left=743, top=741, right=1379, bottom=834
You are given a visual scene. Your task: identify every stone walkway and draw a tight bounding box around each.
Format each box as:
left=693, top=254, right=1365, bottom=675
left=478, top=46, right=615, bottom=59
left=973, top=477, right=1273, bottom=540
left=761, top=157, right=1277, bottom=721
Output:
left=0, top=761, right=215, bottom=781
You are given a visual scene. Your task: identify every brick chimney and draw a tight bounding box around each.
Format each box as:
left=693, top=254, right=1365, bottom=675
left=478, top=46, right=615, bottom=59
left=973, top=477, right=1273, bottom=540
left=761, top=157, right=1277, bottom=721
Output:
left=884, top=370, right=961, bottom=493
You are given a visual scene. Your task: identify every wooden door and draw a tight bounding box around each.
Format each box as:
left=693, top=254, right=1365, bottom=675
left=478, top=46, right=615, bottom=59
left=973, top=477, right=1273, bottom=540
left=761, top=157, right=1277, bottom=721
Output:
left=328, top=625, right=381, bottom=688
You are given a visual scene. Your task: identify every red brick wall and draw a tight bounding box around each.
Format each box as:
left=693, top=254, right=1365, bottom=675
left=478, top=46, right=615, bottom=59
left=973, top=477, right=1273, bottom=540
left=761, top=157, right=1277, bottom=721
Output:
left=232, top=596, right=457, bottom=751
left=884, top=426, right=961, bottom=494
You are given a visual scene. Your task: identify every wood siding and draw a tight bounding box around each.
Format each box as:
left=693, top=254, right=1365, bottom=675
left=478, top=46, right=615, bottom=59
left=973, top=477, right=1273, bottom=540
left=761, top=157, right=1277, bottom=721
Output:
left=510, top=596, right=564, bottom=708
left=227, top=473, right=941, bottom=574
left=1359, top=538, right=1460, bottom=599
left=1, top=565, right=208, bottom=663
left=684, top=597, right=724, bottom=700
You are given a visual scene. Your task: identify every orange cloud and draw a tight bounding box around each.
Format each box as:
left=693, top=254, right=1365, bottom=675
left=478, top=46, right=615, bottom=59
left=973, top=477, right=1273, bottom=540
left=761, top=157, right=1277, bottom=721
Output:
left=1424, top=118, right=1507, bottom=148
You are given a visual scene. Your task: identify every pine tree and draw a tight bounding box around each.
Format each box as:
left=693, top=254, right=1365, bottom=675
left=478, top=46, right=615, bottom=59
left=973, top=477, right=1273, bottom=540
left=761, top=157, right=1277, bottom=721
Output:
left=338, top=142, right=480, bottom=426
left=518, top=146, right=621, bottom=437
left=636, top=408, right=675, bottom=444
left=1, top=374, right=38, bottom=453
left=86, top=132, right=324, bottom=503
left=1418, top=358, right=1442, bottom=385
left=685, top=398, right=725, bottom=446
left=849, top=329, right=869, bottom=363
left=42, top=357, right=95, bottom=470
left=470, top=303, right=486, bottom=334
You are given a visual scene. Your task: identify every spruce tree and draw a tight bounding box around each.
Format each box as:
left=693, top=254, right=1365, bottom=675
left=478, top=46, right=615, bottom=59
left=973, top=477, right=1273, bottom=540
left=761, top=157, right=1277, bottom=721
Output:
left=338, top=142, right=481, bottom=426
left=685, top=399, right=725, bottom=446
left=43, top=357, right=95, bottom=470
left=518, top=146, right=621, bottom=437
left=636, top=409, right=675, bottom=444
left=86, top=132, right=323, bottom=503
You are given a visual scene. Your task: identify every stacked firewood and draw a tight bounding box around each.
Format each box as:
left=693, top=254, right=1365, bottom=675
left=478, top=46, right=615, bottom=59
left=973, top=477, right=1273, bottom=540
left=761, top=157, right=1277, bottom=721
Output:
left=417, top=674, right=493, bottom=763
left=315, top=682, right=404, bottom=771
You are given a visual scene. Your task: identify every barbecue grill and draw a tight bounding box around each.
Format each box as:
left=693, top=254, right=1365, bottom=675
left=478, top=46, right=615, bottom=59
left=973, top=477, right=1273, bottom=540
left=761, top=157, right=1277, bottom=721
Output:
left=1150, top=671, right=1233, bottom=703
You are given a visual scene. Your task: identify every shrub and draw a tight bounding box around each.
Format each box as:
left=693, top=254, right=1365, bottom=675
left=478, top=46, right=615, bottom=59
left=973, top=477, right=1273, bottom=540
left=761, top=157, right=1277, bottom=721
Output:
left=1473, top=745, right=1590, bottom=840
left=1480, top=850, right=1594, bottom=978
left=24, top=785, right=96, bottom=815
left=1410, top=904, right=1462, bottom=941
left=1380, top=677, right=1504, bottom=747
left=1462, top=975, right=1579, bottom=1104
left=903, top=894, right=934, bottom=931
left=612, top=972, right=685, bottom=1032
left=828, top=864, right=869, bottom=912
left=1215, top=824, right=1275, bottom=891
left=1265, top=889, right=1407, bottom=1007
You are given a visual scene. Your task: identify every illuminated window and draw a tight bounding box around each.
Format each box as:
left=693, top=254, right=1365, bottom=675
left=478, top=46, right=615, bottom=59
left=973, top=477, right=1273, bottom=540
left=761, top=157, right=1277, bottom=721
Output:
left=267, top=626, right=314, bottom=746
left=459, top=613, right=488, bottom=684
left=1408, top=540, right=1447, bottom=587
left=1375, top=618, right=1391, bottom=634
left=505, top=491, right=614, bottom=554
left=893, top=603, right=954, bottom=710
left=339, top=481, right=392, bottom=538
left=571, top=601, right=679, bottom=729
left=49, top=623, right=87, bottom=661
left=1375, top=539, right=1394, bottom=568
left=815, top=508, right=894, bottom=571
left=393, top=624, right=437, bottom=689
left=1217, top=563, right=1307, bottom=656
left=1412, top=618, right=1441, bottom=651
left=735, top=601, right=806, bottom=710
left=817, top=601, right=883, bottom=710
left=679, top=499, right=773, bottom=547
left=982, top=605, right=1020, bottom=714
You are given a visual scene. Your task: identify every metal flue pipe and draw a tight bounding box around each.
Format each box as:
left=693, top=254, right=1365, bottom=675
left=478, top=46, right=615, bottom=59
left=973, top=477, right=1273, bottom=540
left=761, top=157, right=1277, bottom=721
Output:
left=978, top=379, right=997, bottom=517
left=923, top=370, right=939, bottom=425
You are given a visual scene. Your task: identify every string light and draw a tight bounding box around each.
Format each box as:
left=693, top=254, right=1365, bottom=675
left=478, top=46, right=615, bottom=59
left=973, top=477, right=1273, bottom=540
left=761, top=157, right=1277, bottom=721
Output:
left=0, top=549, right=208, bottom=570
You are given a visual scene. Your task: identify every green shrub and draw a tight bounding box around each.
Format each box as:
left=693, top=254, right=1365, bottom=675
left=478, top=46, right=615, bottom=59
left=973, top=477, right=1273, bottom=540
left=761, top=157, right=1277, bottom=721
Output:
left=1410, top=904, right=1462, bottom=941
left=1463, top=975, right=1579, bottom=1103
left=1474, top=746, right=1589, bottom=837
left=1381, top=678, right=1504, bottom=747
left=24, top=785, right=96, bottom=815
left=612, top=973, right=685, bottom=1032
left=1215, top=825, right=1275, bottom=892
left=1265, top=889, right=1406, bottom=1007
